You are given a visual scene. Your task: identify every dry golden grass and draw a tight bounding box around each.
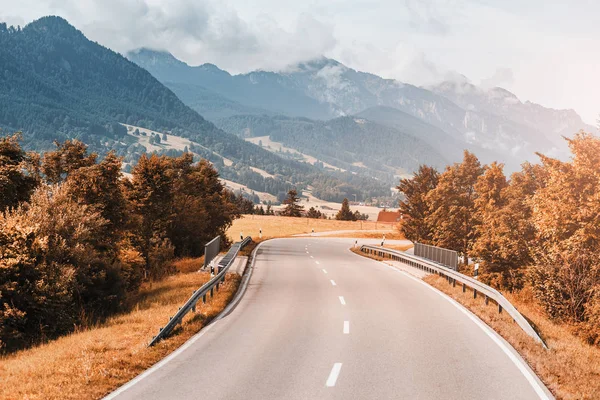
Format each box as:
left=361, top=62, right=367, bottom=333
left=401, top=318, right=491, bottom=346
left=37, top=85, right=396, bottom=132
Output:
left=383, top=243, right=413, bottom=251
left=0, top=271, right=241, bottom=400
left=424, top=275, right=600, bottom=400
left=172, top=256, right=205, bottom=273
left=228, top=215, right=400, bottom=241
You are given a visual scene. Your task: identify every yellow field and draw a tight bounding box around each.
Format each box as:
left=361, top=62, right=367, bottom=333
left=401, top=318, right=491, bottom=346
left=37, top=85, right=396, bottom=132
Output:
left=0, top=269, right=240, bottom=400
left=227, top=215, right=402, bottom=241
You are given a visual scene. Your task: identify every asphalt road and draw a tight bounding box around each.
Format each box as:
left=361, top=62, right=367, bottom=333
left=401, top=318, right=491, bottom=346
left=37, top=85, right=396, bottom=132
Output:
left=107, top=238, right=552, bottom=400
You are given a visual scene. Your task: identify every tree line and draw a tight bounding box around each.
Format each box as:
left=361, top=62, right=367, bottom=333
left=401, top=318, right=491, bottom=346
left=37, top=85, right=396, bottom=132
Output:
left=0, top=134, right=240, bottom=352
left=398, top=133, right=600, bottom=345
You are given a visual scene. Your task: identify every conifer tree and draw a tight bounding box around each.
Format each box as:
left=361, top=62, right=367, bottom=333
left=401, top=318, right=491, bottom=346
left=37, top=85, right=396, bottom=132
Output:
left=336, top=198, right=355, bottom=220
left=281, top=189, right=304, bottom=217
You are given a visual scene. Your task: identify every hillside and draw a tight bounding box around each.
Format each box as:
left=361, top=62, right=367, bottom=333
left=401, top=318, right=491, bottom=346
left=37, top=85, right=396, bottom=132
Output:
left=0, top=18, right=221, bottom=152
left=130, top=49, right=594, bottom=166
left=128, top=49, right=332, bottom=120
left=355, top=106, right=508, bottom=167
left=0, top=17, right=390, bottom=202
left=215, top=114, right=448, bottom=176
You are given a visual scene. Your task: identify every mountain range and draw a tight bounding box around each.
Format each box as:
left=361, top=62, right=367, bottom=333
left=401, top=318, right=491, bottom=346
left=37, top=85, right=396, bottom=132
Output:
left=0, top=17, right=393, bottom=202
left=129, top=49, right=596, bottom=170
left=0, top=16, right=595, bottom=207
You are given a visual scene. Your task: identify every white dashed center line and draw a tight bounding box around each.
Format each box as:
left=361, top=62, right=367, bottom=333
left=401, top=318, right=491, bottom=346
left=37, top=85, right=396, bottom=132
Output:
left=310, top=256, right=314, bottom=259
left=315, top=261, right=320, bottom=265
left=326, top=363, right=343, bottom=387
left=343, top=321, right=350, bottom=334
left=322, top=269, right=327, bottom=274
left=339, top=296, right=346, bottom=305
left=330, top=280, right=337, bottom=286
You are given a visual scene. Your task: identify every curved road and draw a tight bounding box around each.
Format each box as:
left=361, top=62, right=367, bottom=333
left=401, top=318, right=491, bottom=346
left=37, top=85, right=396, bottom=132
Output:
left=107, top=238, right=552, bottom=400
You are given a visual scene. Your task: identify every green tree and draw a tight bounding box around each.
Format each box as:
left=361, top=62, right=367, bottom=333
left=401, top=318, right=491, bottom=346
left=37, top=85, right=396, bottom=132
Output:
left=281, top=189, right=304, bottom=217
left=397, top=165, right=439, bottom=243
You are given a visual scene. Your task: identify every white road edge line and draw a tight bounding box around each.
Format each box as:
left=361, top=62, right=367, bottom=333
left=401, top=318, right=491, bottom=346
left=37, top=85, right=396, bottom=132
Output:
left=326, top=363, right=343, bottom=387
left=330, top=280, right=337, bottom=286
left=397, top=269, right=552, bottom=400
left=343, top=321, right=350, bottom=334
left=103, top=240, right=269, bottom=400
left=339, top=296, right=346, bottom=305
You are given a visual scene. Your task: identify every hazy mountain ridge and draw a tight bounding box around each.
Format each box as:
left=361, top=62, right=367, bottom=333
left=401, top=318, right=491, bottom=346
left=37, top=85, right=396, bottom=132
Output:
left=214, top=114, right=449, bottom=177
left=130, top=49, right=594, bottom=166
left=0, top=17, right=392, bottom=202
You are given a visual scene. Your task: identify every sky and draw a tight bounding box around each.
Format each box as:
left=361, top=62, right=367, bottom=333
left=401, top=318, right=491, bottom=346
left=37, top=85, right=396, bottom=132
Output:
left=1, top=0, right=598, bottom=124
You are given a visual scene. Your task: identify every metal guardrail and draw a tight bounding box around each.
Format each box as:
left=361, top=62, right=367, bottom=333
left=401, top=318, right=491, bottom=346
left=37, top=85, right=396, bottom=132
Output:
left=361, top=245, right=547, bottom=348
left=203, top=236, right=221, bottom=269
left=148, top=236, right=252, bottom=347
left=414, top=242, right=458, bottom=270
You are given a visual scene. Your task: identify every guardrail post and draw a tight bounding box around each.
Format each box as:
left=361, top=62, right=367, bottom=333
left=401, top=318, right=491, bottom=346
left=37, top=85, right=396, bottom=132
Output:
left=485, top=295, right=489, bottom=305
left=462, top=283, right=466, bottom=293
left=498, top=304, right=503, bottom=314
left=452, top=278, right=456, bottom=287
left=473, top=289, right=477, bottom=299
left=211, top=287, right=214, bottom=297
left=203, top=294, right=206, bottom=303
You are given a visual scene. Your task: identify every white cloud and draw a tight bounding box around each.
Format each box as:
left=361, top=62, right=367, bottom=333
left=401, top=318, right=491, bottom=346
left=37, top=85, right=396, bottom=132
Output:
left=480, top=68, right=515, bottom=90
left=1, top=0, right=599, bottom=123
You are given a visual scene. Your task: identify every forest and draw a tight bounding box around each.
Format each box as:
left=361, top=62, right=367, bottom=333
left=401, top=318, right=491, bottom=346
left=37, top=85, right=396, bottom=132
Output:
left=0, top=134, right=243, bottom=353
left=398, top=132, right=600, bottom=345
left=0, top=17, right=388, bottom=204
left=214, top=114, right=448, bottom=178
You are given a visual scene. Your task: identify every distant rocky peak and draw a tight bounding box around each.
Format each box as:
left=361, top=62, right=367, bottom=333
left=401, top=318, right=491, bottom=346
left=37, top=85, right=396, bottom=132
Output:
left=128, top=48, right=184, bottom=66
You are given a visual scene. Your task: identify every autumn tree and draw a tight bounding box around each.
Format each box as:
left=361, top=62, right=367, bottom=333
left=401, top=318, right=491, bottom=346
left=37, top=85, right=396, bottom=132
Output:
left=65, top=151, right=128, bottom=234
left=426, top=151, right=485, bottom=265
left=472, top=162, right=544, bottom=290
left=0, top=133, right=39, bottom=211
left=281, top=189, right=304, bottom=217
left=397, top=165, right=439, bottom=243
left=528, top=132, right=600, bottom=330
left=336, top=198, right=355, bottom=221
left=0, top=182, right=142, bottom=351
left=41, top=140, right=97, bottom=184
left=169, top=155, right=237, bottom=257
left=126, top=154, right=175, bottom=278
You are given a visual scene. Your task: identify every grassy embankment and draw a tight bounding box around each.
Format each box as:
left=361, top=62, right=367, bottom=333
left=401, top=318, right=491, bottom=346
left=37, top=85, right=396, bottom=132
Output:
left=228, top=214, right=403, bottom=242
left=355, top=249, right=600, bottom=400
left=0, top=258, right=240, bottom=400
